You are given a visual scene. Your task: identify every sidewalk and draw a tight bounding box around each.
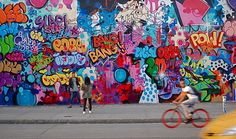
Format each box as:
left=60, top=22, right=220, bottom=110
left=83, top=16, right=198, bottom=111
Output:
left=0, top=103, right=235, bottom=124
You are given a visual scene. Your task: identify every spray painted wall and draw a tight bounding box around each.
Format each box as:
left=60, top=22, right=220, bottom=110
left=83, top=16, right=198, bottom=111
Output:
left=0, top=0, right=235, bottom=106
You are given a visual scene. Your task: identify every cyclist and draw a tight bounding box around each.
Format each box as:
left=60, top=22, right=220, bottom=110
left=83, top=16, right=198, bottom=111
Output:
left=172, top=78, right=199, bottom=123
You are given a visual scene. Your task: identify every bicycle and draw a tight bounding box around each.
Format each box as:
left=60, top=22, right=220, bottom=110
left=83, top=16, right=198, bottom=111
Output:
left=161, top=103, right=210, bottom=128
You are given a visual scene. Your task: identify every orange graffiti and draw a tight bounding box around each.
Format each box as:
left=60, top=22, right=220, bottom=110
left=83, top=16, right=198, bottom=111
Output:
left=0, top=2, right=28, bottom=25
left=190, top=31, right=224, bottom=51
left=52, top=38, right=87, bottom=53
left=0, top=59, right=22, bottom=74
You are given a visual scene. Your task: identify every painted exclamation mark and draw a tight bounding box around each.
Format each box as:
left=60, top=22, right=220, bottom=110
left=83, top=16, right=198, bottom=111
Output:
left=117, top=42, right=125, bottom=53
left=217, top=31, right=224, bottom=48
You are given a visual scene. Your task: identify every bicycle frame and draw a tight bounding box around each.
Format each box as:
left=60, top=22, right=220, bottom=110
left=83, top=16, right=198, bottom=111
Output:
left=173, top=104, right=195, bottom=120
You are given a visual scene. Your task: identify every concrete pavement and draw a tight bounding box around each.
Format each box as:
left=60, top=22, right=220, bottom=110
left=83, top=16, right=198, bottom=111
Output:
left=0, top=123, right=202, bottom=139
left=0, top=103, right=235, bottom=124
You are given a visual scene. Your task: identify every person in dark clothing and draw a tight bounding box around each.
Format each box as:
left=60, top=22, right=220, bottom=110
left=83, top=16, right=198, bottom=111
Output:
left=68, top=72, right=81, bottom=108
left=81, top=77, right=93, bottom=114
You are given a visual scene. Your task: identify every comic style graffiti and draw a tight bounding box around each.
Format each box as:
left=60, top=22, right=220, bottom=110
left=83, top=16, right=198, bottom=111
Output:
left=189, top=31, right=224, bottom=51
left=0, top=0, right=235, bottom=106
left=89, top=32, right=124, bottom=64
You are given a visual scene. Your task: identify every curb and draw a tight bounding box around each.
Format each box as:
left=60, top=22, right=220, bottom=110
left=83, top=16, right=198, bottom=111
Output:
left=0, top=118, right=213, bottom=124
left=0, top=119, right=162, bottom=124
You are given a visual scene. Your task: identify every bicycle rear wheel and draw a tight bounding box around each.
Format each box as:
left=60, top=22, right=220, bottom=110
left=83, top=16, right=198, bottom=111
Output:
left=162, top=109, right=181, bottom=128
left=191, top=109, right=210, bottom=128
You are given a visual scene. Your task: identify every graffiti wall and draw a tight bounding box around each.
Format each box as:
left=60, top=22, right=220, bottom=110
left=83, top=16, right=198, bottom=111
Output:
left=0, top=0, right=235, bottom=106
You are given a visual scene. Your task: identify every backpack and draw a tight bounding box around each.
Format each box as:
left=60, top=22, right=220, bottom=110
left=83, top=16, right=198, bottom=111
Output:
left=190, top=85, right=201, bottom=101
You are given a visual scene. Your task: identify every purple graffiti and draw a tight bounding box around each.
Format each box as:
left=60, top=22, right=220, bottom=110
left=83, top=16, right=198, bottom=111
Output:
left=35, top=15, right=67, bottom=34
left=0, top=73, right=22, bottom=88
left=228, top=0, right=236, bottom=10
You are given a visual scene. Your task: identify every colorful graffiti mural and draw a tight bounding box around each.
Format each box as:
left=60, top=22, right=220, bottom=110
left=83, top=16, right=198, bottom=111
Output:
left=0, top=0, right=235, bottom=106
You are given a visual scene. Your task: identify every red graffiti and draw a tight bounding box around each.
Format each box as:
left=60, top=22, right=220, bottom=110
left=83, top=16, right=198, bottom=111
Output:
left=6, top=52, right=25, bottom=62
left=42, top=45, right=54, bottom=55
left=92, top=32, right=122, bottom=49
left=117, top=83, right=132, bottom=103
left=157, top=45, right=181, bottom=61
left=155, top=58, right=167, bottom=74
left=40, top=90, right=59, bottom=104
left=0, top=2, right=28, bottom=25
left=142, top=36, right=153, bottom=45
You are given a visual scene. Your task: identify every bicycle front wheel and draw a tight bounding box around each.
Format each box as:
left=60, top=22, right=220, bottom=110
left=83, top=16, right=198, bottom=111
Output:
left=162, top=109, right=181, bottom=128
left=191, top=109, right=210, bottom=128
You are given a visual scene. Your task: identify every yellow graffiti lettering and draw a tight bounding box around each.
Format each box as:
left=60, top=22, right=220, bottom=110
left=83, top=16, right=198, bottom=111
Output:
left=88, top=46, right=119, bottom=64
left=42, top=72, right=83, bottom=86
left=88, top=51, right=98, bottom=63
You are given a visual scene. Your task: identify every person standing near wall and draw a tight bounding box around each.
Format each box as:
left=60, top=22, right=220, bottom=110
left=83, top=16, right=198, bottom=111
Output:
left=81, top=77, right=93, bottom=114
left=68, top=72, right=81, bottom=108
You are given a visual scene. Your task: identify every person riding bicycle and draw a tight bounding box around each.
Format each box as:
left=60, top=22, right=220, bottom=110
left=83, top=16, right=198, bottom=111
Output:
left=172, top=79, right=199, bottom=123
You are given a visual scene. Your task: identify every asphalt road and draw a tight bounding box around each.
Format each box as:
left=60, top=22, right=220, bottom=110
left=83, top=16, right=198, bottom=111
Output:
left=0, top=123, right=202, bottom=139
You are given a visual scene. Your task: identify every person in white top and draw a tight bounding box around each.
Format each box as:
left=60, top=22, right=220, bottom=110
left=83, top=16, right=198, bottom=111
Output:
left=173, top=79, right=199, bottom=123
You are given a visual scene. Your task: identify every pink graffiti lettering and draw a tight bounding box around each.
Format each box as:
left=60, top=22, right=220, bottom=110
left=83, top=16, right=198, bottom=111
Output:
left=6, top=52, right=25, bottom=62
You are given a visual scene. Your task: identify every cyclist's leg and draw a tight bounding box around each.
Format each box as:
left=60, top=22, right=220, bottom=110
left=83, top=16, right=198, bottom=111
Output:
left=181, top=99, right=195, bottom=119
